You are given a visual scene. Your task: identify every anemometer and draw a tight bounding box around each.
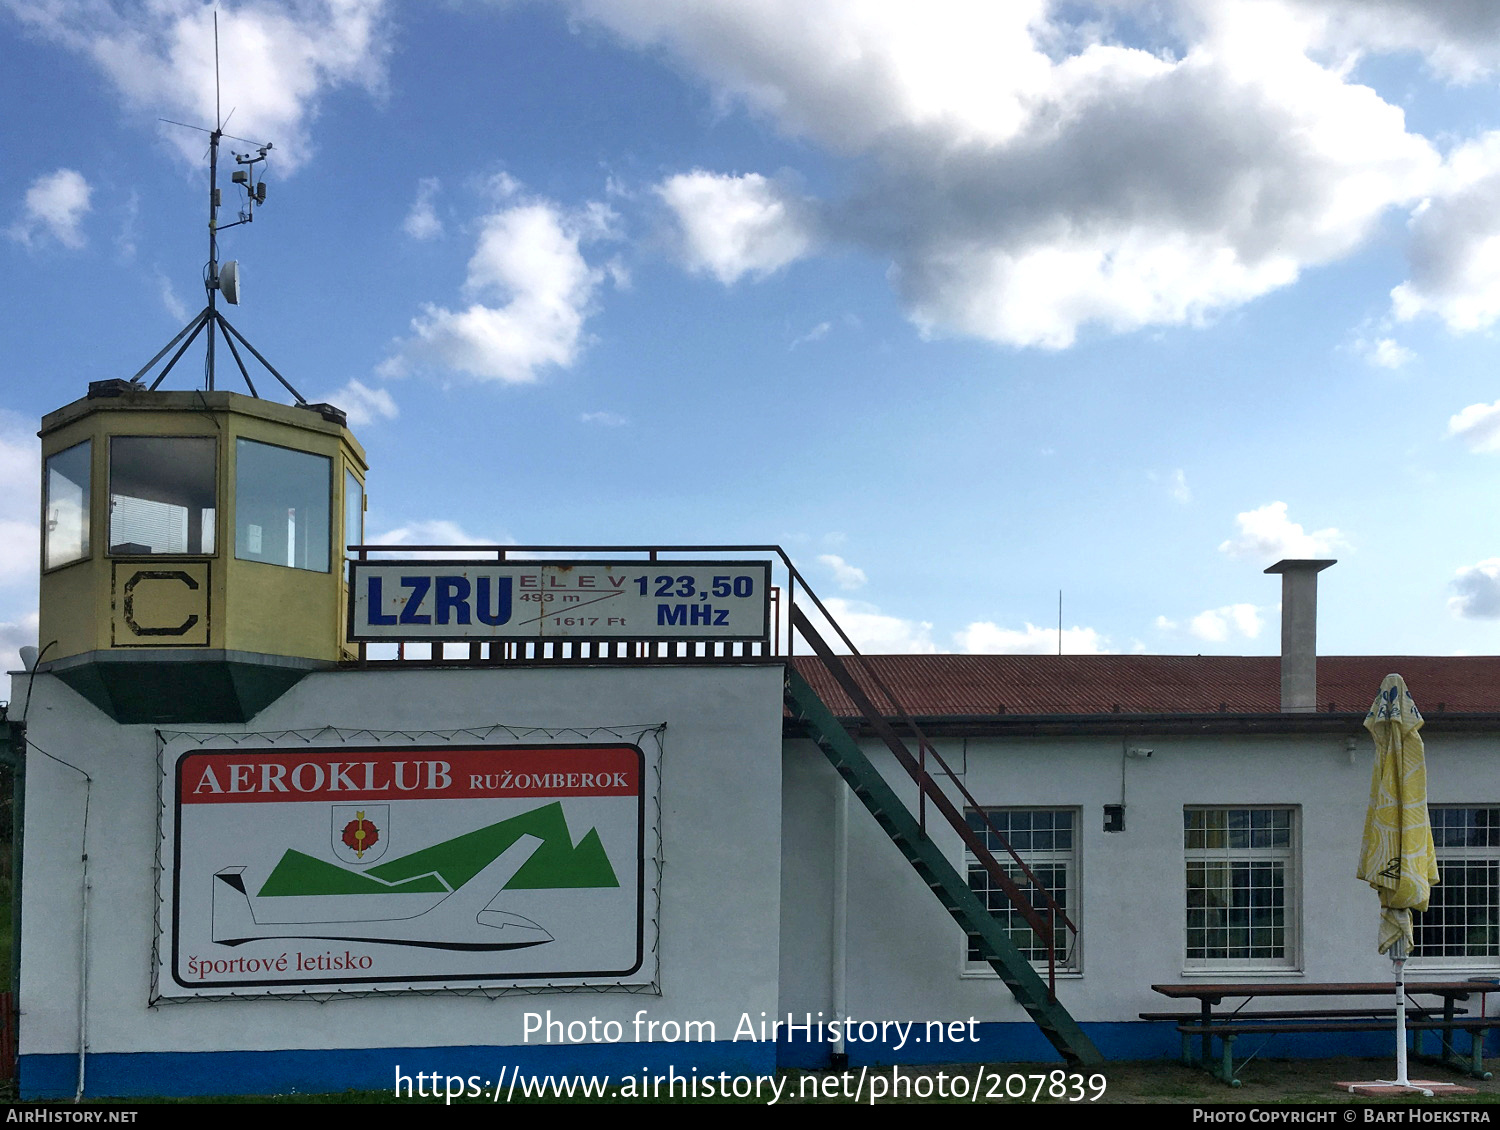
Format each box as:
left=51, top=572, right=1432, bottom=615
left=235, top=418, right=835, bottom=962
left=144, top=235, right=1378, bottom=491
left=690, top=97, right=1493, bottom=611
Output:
left=133, top=11, right=309, bottom=405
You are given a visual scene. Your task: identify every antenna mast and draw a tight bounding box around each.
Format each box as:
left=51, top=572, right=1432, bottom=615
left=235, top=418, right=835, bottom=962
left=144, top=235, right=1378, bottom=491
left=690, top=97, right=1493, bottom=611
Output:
left=131, top=11, right=303, bottom=403
left=207, top=11, right=219, bottom=390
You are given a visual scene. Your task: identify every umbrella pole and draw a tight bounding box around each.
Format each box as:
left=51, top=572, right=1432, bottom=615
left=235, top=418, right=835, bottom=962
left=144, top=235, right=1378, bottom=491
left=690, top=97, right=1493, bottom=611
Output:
left=1393, top=939, right=1409, bottom=1087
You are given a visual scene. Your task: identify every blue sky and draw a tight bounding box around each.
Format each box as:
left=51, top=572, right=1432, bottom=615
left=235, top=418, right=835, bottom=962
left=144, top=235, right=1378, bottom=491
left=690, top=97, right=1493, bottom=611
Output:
left=4, top=0, right=1500, bottom=689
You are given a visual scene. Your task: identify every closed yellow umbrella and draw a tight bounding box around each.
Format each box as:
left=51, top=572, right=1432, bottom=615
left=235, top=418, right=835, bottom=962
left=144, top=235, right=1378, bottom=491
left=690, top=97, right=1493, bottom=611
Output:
left=1359, top=673, right=1439, bottom=950
left=1357, top=672, right=1439, bottom=1090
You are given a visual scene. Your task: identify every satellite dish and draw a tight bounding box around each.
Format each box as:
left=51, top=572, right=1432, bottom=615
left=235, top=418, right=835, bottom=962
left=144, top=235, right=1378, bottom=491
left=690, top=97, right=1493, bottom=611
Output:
left=219, top=260, right=241, bottom=305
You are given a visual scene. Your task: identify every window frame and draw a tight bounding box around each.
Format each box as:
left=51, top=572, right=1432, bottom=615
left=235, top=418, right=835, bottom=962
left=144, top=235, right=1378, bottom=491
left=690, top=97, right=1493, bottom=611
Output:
left=342, top=466, right=364, bottom=581
left=232, top=436, right=334, bottom=574
left=106, top=434, right=218, bottom=558
left=962, top=806, right=1081, bottom=977
left=1183, top=805, right=1300, bottom=972
left=43, top=438, right=92, bottom=572
left=1412, top=804, right=1499, bottom=969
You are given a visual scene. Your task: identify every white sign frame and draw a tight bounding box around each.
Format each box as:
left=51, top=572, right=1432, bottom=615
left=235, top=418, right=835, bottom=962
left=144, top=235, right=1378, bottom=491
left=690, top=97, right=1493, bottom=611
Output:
left=153, top=727, right=663, bottom=1001
left=347, top=559, right=772, bottom=643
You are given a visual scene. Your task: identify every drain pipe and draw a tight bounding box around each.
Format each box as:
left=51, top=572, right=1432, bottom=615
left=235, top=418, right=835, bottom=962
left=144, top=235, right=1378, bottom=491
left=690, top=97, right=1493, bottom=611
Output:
left=75, top=819, right=91, bottom=1104
left=26, top=727, right=93, bottom=1103
left=831, top=783, right=848, bottom=1067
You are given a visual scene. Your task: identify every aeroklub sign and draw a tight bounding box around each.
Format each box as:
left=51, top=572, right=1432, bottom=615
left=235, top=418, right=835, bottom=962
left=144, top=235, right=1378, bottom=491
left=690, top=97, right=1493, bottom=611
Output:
left=157, top=741, right=654, bottom=997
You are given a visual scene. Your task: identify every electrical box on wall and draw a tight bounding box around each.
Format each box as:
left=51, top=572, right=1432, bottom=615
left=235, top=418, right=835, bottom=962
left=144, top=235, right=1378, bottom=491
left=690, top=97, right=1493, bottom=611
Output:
left=1103, top=804, right=1125, bottom=833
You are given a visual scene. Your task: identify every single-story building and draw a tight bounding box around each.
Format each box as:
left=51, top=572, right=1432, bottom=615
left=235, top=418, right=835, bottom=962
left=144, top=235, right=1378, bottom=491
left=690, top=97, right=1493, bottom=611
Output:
left=9, top=384, right=1495, bottom=1098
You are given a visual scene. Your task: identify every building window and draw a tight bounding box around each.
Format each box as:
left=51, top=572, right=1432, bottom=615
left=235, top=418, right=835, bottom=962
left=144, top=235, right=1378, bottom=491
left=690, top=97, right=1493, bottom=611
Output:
left=1185, top=807, right=1297, bottom=968
left=109, top=436, right=216, bottom=556
left=44, top=440, right=90, bottom=569
left=235, top=439, right=331, bottom=572
left=1415, top=806, right=1499, bottom=964
left=965, top=808, right=1078, bottom=971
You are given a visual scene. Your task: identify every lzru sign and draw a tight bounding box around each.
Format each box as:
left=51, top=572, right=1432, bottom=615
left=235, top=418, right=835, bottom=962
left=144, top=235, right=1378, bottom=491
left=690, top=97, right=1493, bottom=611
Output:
left=347, top=559, right=771, bottom=643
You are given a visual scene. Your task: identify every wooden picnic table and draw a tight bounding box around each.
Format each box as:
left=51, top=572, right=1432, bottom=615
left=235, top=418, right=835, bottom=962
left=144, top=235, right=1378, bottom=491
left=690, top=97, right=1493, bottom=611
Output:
left=1145, top=981, right=1498, bottom=1085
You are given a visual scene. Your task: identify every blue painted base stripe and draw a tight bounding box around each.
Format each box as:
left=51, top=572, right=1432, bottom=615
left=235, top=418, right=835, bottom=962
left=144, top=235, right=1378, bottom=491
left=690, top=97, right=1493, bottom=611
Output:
left=776, top=1020, right=1497, bottom=1069
left=777, top=1020, right=1175, bottom=1068
left=21, top=1040, right=777, bottom=1100
left=22, top=1022, right=1495, bottom=1097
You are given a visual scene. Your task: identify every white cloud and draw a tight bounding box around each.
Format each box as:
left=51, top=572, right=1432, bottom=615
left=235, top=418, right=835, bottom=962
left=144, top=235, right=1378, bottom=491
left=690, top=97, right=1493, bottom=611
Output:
left=790, top=321, right=831, bottom=349
left=1391, top=133, right=1500, bottom=332
left=320, top=379, right=397, bottom=427
left=156, top=268, right=190, bottom=322
left=1449, top=400, right=1500, bottom=453
left=827, top=599, right=938, bottom=653
left=1274, top=0, right=1500, bottom=83
left=484, top=171, right=523, bottom=201
left=403, top=177, right=443, bottom=240
left=575, top=0, right=1438, bottom=348
left=382, top=198, right=612, bottom=384
left=794, top=563, right=1110, bottom=655
left=604, top=256, right=631, bottom=290
left=799, top=597, right=939, bottom=654
left=1450, top=558, right=1500, bottom=619
left=1218, top=501, right=1343, bottom=561
left=376, top=519, right=486, bottom=545
left=115, top=190, right=139, bottom=260
left=1150, top=467, right=1194, bottom=503
left=955, top=621, right=1114, bottom=655
left=656, top=170, right=813, bottom=284
left=371, top=519, right=511, bottom=559
left=0, top=411, right=40, bottom=699
left=580, top=411, right=628, bottom=427
left=0, top=611, right=40, bottom=704
left=1357, top=336, right=1415, bottom=369
left=1187, top=603, right=1264, bottom=642
left=8, top=168, right=91, bottom=249
left=817, top=553, right=867, bottom=591
left=5, top=0, right=390, bottom=173
left=0, top=414, right=40, bottom=592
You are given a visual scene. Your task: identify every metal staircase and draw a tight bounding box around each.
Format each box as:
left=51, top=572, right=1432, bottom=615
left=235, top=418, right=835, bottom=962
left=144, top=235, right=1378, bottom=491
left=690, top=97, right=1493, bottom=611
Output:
left=786, top=606, right=1101, bottom=1066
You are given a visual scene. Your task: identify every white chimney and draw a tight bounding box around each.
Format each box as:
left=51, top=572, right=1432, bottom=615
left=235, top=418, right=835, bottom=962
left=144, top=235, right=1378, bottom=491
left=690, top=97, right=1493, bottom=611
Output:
left=1264, top=559, right=1336, bottom=713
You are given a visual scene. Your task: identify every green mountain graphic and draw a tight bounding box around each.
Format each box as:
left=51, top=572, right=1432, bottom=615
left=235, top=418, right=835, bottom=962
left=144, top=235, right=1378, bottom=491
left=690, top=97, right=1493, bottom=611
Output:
left=257, top=801, right=618, bottom=897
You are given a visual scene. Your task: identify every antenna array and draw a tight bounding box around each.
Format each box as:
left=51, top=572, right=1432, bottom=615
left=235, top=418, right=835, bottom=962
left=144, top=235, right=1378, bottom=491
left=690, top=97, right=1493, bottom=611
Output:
left=131, top=11, right=306, bottom=404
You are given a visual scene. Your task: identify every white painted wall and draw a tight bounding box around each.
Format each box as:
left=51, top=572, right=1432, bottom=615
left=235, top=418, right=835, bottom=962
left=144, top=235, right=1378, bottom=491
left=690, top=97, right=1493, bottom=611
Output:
left=781, top=729, right=1500, bottom=1026
left=19, top=664, right=784, bottom=1058
left=22, top=662, right=1496, bottom=1072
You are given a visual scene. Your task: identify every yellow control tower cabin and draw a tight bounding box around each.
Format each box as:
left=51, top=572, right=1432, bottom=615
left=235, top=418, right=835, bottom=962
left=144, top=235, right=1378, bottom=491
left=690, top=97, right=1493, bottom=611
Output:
left=35, top=119, right=366, bottom=723
left=39, top=384, right=364, bottom=723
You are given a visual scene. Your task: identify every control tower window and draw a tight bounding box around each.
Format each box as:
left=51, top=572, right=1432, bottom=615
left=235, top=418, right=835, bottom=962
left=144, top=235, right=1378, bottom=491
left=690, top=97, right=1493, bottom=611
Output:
left=109, top=436, right=216, bottom=556
left=343, top=469, right=363, bottom=579
left=235, top=439, right=331, bottom=573
left=44, top=440, right=91, bottom=569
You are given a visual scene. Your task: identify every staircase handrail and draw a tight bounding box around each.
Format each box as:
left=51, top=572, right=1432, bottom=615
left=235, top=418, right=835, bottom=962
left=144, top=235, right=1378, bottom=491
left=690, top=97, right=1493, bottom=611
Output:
left=786, top=597, right=1078, bottom=977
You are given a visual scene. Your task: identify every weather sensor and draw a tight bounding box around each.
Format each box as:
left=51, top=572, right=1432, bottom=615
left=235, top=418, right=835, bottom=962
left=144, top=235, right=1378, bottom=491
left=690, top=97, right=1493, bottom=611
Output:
left=130, top=11, right=308, bottom=405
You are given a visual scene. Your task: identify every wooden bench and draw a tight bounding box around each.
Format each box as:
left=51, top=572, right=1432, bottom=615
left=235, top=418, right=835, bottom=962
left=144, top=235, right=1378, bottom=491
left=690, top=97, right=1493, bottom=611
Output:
left=1139, top=1007, right=1455, bottom=1023
left=1145, top=981, right=1497, bottom=1086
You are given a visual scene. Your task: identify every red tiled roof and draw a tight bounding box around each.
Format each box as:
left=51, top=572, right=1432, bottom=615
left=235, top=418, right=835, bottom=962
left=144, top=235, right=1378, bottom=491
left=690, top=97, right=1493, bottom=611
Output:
left=790, top=654, right=1500, bottom=717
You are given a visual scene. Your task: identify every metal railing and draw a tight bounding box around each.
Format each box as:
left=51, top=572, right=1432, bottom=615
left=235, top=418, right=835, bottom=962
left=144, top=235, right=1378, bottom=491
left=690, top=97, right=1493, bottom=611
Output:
left=346, top=543, right=784, bottom=664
